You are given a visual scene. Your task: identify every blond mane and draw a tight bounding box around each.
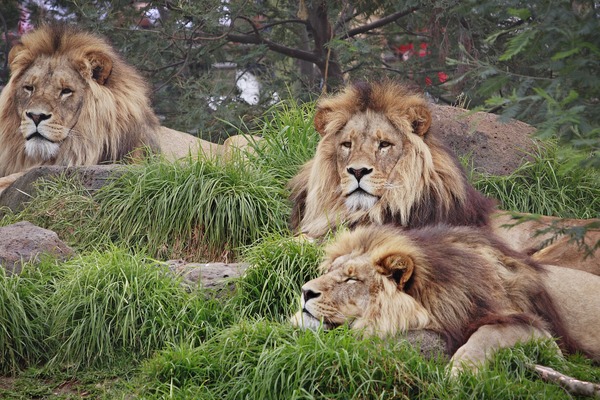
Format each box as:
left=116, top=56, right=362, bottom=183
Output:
left=289, top=81, right=494, bottom=238
left=0, top=24, right=160, bottom=177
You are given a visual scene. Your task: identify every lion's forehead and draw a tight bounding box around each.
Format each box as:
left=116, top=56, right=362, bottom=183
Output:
left=327, top=253, right=374, bottom=276
left=20, top=56, right=85, bottom=89
left=340, top=111, right=405, bottom=142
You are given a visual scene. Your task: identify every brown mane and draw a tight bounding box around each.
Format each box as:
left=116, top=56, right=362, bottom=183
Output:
left=0, top=24, right=160, bottom=177
left=289, top=81, right=496, bottom=238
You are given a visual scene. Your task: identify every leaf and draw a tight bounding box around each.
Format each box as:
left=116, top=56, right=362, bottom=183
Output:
left=552, top=48, right=580, bottom=61
left=508, top=8, right=531, bottom=20
left=499, top=29, right=537, bottom=61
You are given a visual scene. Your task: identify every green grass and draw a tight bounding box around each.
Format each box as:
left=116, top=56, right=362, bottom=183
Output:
left=230, top=233, right=323, bottom=320
left=0, top=100, right=599, bottom=397
left=138, top=321, right=591, bottom=399
left=45, top=248, right=230, bottom=370
left=91, top=155, right=290, bottom=261
left=472, top=143, right=600, bottom=218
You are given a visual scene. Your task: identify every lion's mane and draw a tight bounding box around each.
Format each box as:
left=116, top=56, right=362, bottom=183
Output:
left=289, top=81, right=495, bottom=238
left=0, top=24, right=160, bottom=177
left=293, top=225, right=600, bottom=367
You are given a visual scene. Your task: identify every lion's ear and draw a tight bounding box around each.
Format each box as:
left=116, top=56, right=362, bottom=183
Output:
left=314, top=106, right=331, bottom=136
left=376, top=253, right=415, bottom=290
left=80, top=51, right=113, bottom=85
left=408, top=104, right=432, bottom=137
left=7, top=43, right=33, bottom=74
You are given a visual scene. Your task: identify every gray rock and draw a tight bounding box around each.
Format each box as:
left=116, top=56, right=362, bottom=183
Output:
left=402, top=330, right=449, bottom=359
left=430, top=104, right=537, bottom=176
left=166, top=259, right=249, bottom=291
left=0, top=165, right=124, bottom=215
left=0, top=221, right=74, bottom=274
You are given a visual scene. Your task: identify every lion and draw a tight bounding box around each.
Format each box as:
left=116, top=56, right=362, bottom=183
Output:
left=291, top=225, right=600, bottom=375
left=0, top=24, right=160, bottom=185
left=288, top=81, right=599, bottom=274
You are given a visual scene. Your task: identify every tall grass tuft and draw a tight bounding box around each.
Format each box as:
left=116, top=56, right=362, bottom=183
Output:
left=242, top=99, right=320, bottom=183
left=471, top=143, right=600, bottom=218
left=229, top=234, right=323, bottom=320
left=46, top=248, right=231, bottom=370
left=0, top=263, right=55, bottom=375
left=91, top=156, right=290, bottom=261
left=140, top=321, right=439, bottom=399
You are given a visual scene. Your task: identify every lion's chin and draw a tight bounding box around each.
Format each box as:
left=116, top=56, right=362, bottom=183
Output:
left=25, top=139, right=60, bottom=160
left=290, top=310, right=336, bottom=331
left=345, top=191, right=378, bottom=211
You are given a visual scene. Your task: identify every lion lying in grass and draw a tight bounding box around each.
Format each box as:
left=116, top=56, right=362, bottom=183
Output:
left=291, top=225, right=600, bottom=375
left=289, top=81, right=599, bottom=274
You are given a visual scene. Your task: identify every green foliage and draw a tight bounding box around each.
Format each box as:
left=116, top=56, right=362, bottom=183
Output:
left=92, top=155, right=290, bottom=261
left=471, top=143, right=600, bottom=218
left=0, top=263, right=53, bottom=374
left=242, top=99, right=320, bottom=183
left=139, top=321, right=437, bottom=399
left=449, top=0, right=600, bottom=167
left=230, top=234, right=323, bottom=321
left=0, top=174, right=99, bottom=245
left=46, top=248, right=229, bottom=370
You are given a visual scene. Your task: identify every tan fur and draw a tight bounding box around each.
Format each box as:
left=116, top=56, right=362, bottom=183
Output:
left=289, top=81, right=598, bottom=274
left=0, top=24, right=160, bottom=178
left=291, top=225, right=600, bottom=374
left=289, top=81, right=496, bottom=238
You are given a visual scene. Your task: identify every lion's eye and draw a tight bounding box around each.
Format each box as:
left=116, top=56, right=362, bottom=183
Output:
left=379, top=141, right=392, bottom=149
left=23, top=85, right=34, bottom=93
left=60, top=88, right=73, bottom=96
left=341, top=142, right=352, bottom=149
left=345, top=277, right=359, bottom=283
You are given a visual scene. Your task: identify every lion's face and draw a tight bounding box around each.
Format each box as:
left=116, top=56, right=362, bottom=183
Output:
left=15, top=56, right=88, bottom=160
left=293, top=253, right=375, bottom=330
left=335, top=111, right=407, bottom=211
left=291, top=227, right=429, bottom=335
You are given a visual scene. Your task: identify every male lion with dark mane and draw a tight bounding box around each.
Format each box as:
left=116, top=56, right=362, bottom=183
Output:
left=289, top=81, right=599, bottom=274
left=291, top=225, right=600, bottom=374
left=0, top=24, right=160, bottom=190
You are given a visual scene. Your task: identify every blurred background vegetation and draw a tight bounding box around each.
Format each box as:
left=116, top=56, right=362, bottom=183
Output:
left=1, top=0, right=597, bottom=166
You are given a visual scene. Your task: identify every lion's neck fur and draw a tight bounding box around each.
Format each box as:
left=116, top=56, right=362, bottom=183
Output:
left=298, top=134, right=494, bottom=238
left=0, top=25, right=160, bottom=178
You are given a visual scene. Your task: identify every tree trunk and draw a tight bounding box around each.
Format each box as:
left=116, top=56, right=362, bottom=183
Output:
left=306, top=1, right=345, bottom=92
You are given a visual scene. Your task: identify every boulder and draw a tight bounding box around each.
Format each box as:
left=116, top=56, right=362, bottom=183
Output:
left=166, top=259, right=249, bottom=292
left=0, top=164, right=123, bottom=215
left=430, top=104, right=537, bottom=176
left=158, top=126, right=224, bottom=160
left=0, top=221, right=74, bottom=274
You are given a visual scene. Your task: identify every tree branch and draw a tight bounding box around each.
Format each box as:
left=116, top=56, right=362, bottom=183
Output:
left=339, top=7, right=419, bottom=40
left=529, top=364, right=600, bottom=398
left=228, top=16, right=319, bottom=64
left=226, top=32, right=318, bottom=63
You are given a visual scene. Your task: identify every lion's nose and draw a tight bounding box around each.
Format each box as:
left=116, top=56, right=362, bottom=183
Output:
left=347, top=167, right=372, bottom=181
left=26, top=112, right=52, bottom=126
left=302, top=288, right=321, bottom=302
